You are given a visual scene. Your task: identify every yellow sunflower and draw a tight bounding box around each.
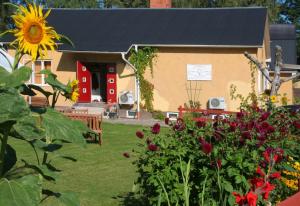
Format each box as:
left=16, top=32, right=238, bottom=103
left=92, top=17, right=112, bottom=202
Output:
left=69, top=80, right=79, bottom=102
left=9, top=3, right=60, bottom=60
left=270, top=95, right=277, bottom=103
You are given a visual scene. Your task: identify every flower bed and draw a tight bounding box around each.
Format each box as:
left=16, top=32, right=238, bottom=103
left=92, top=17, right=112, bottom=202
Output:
left=128, top=103, right=300, bottom=205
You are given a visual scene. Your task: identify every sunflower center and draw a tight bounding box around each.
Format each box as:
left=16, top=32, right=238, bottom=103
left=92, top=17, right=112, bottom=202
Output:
left=25, top=23, right=43, bottom=44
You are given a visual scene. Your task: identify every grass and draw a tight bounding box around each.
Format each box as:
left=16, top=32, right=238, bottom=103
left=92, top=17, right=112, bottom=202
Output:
left=9, top=122, right=148, bottom=206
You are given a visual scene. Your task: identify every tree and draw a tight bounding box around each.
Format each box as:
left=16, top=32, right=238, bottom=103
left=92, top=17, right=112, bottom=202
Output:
left=214, top=0, right=280, bottom=22
left=279, top=0, right=300, bottom=63
left=0, top=0, right=11, bottom=31
left=245, top=46, right=300, bottom=97
left=42, top=0, right=100, bottom=8
left=172, top=0, right=214, bottom=8
left=105, top=0, right=148, bottom=8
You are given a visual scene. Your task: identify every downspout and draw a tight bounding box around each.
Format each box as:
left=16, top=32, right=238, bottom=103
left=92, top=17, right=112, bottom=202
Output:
left=121, top=50, right=141, bottom=119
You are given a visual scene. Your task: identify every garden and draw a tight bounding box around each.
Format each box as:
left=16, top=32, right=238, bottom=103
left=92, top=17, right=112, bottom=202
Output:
left=0, top=2, right=299, bottom=206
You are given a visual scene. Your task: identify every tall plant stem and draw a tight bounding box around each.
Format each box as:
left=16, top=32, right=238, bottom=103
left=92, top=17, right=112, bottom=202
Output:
left=51, top=91, right=57, bottom=108
left=0, top=131, right=9, bottom=177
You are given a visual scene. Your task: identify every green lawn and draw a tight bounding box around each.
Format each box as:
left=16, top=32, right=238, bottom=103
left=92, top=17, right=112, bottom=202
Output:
left=9, top=122, right=147, bottom=206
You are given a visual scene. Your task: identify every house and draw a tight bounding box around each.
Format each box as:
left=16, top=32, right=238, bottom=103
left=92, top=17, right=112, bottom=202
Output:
left=1, top=0, right=294, bottom=113
left=270, top=24, right=300, bottom=100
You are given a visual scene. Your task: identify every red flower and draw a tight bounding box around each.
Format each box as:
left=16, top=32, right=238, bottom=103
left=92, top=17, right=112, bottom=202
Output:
left=242, top=131, right=251, bottom=139
left=263, top=149, right=272, bottom=163
left=270, top=172, right=281, bottom=179
left=260, top=112, right=270, bottom=121
left=123, top=152, right=130, bottom=158
left=256, top=166, right=265, bottom=177
left=250, top=177, right=264, bottom=189
left=196, top=120, right=206, bottom=128
left=148, top=143, right=158, bottom=151
left=164, top=117, right=169, bottom=125
left=293, top=121, right=300, bottom=129
left=201, top=141, right=213, bottom=155
left=246, top=191, right=258, bottom=206
left=261, top=121, right=270, bottom=129
left=232, top=192, right=245, bottom=206
left=261, top=182, right=275, bottom=200
left=229, top=122, right=238, bottom=132
left=136, top=131, right=144, bottom=139
left=273, top=148, right=284, bottom=163
left=267, top=125, right=275, bottom=133
left=151, top=123, right=161, bottom=134
left=173, top=118, right=186, bottom=131
left=237, top=111, right=245, bottom=119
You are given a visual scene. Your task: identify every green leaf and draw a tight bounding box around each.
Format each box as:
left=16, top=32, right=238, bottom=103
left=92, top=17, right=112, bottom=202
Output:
left=18, top=84, right=36, bottom=96
left=0, top=66, right=32, bottom=88
left=59, top=35, right=75, bottom=48
left=228, top=193, right=235, bottom=206
left=41, top=108, right=88, bottom=145
left=0, top=88, right=30, bottom=125
left=223, top=180, right=233, bottom=192
left=235, top=175, right=242, bottom=184
left=58, top=191, right=80, bottom=206
left=41, top=70, right=71, bottom=93
left=17, top=175, right=42, bottom=205
left=27, top=84, right=52, bottom=98
left=13, top=115, right=45, bottom=141
left=0, top=177, right=41, bottom=206
left=22, top=160, right=58, bottom=181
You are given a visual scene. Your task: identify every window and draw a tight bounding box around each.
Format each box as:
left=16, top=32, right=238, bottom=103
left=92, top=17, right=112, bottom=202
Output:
left=29, top=60, right=52, bottom=85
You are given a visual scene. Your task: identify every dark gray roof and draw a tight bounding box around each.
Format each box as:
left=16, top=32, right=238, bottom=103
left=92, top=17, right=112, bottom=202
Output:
left=270, top=24, right=296, bottom=40
left=46, top=8, right=267, bottom=53
left=1, top=8, right=267, bottom=53
left=270, top=24, right=297, bottom=68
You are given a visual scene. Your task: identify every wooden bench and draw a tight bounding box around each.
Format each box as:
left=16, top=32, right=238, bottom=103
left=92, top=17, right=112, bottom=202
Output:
left=27, top=96, right=49, bottom=107
left=64, top=113, right=103, bottom=145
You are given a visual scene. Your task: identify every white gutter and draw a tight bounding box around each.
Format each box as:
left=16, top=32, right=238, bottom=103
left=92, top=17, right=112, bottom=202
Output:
left=121, top=50, right=141, bottom=119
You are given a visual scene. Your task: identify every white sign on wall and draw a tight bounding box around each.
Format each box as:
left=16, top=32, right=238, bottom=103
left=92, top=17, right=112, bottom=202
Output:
left=187, top=64, right=212, bottom=81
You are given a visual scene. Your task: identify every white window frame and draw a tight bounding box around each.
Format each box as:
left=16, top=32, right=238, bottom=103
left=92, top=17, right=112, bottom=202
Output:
left=25, top=59, right=52, bottom=86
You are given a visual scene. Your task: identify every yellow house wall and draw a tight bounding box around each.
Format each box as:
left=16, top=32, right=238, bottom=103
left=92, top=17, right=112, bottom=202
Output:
left=136, top=47, right=259, bottom=112
left=9, top=45, right=293, bottom=111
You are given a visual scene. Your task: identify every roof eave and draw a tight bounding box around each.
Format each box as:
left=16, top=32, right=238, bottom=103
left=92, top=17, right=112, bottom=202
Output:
left=60, top=44, right=263, bottom=54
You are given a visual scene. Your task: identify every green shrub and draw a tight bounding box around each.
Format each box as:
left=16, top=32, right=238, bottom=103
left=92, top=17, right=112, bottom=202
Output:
left=131, top=104, right=300, bottom=205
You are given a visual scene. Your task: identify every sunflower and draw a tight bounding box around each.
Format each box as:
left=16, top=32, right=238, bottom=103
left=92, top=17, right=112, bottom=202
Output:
left=9, top=3, right=60, bottom=60
left=270, top=95, right=277, bottom=103
left=69, top=80, right=79, bottom=102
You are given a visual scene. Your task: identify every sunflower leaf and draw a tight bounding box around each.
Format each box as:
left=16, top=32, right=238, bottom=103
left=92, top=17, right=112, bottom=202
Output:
left=0, top=88, right=30, bottom=125
left=0, top=176, right=41, bottom=206
left=27, top=84, right=52, bottom=98
left=0, top=66, right=32, bottom=88
left=40, top=108, right=88, bottom=146
left=3, top=2, right=20, bottom=10
left=59, top=35, right=74, bottom=48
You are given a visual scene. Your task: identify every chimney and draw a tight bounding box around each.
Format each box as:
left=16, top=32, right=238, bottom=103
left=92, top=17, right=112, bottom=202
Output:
left=150, top=0, right=172, bottom=8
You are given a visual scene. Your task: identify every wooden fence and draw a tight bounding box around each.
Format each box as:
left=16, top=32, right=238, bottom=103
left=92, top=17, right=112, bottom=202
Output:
left=178, top=106, right=236, bottom=121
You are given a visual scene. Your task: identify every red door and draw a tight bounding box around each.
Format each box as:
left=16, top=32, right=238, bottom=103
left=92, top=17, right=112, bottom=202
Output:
left=106, top=64, right=117, bottom=103
left=77, top=61, right=91, bottom=103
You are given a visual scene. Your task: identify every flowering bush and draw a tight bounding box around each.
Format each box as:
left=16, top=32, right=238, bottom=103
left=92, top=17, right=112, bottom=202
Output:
left=130, top=103, right=300, bottom=205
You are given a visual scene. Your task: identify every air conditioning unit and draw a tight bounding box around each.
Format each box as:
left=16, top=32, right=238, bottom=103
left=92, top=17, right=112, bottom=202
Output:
left=208, top=97, right=226, bottom=110
left=119, top=91, right=134, bottom=105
